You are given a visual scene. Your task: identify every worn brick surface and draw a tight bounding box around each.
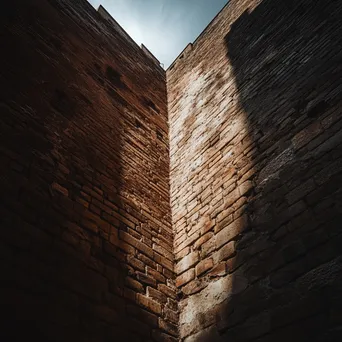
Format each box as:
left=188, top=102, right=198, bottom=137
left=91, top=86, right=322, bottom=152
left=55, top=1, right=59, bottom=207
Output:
left=168, top=0, right=342, bottom=340
left=0, top=0, right=174, bottom=341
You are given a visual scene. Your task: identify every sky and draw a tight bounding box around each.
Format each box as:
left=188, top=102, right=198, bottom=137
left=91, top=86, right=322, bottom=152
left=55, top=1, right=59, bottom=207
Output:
left=88, top=0, right=228, bottom=68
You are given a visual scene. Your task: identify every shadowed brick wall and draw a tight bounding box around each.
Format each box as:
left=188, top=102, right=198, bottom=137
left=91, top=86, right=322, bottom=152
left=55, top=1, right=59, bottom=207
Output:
left=168, top=0, right=342, bottom=341
left=0, top=0, right=177, bottom=341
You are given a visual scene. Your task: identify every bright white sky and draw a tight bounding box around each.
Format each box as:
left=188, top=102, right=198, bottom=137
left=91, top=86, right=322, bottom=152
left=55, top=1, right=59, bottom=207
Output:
left=88, top=0, right=228, bottom=68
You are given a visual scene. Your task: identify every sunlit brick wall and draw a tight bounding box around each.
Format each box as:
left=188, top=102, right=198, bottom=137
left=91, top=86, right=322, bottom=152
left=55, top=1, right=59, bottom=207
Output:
left=167, top=0, right=342, bottom=340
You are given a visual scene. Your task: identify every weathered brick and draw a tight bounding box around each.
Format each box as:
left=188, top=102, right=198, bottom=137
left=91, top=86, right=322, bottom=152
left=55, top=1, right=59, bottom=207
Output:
left=175, top=268, right=195, bottom=287
left=154, top=252, right=174, bottom=271
left=4, top=0, right=342, bottom=341
left=136, top=272, right=157, bottom=287
left=195, top=258, right=213, bottom=276
left=199, top=217, right=216, bottom=235
left=152, top=330, right=178, bottom=342
left=147, top=266, right=166, bottom=283
left=292, top=121, right=323, bottom=151
left=163, top=267, right=174, bottom=279
left=137, top=294, right=162, bottom=315
left=201, top=235, right=216, bottom=257
left=174, top=231, right=200, bottom=254
left=127, top=255, right=145, bottom=272
left=208, top=262, right=227, bottom=278
left=138, top=253, right=157, bottom=270
left=147, top=286, right=167, bottom=304
left=175, top=246, right=190, bottom=261
left=215, top=216, right=247, bottom=249
left=158, top=284, right=177, bottom=299
left=175, top=251, right=199, bottom=275
left=153, top=244, right=174, bottom=261
left=166, top=298, right=178, bottom=311
left=215, top=241, right=236, bottom=262
left=238, top=180, right=253, bottom=196
left=194, top=232, right=213, bottom=250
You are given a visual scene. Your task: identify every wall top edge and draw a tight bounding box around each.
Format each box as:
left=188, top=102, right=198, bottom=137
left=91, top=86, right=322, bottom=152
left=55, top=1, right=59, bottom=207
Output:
left=166, top=0, right=230, bottom=72
left=97, top=4, right=163, bottom=69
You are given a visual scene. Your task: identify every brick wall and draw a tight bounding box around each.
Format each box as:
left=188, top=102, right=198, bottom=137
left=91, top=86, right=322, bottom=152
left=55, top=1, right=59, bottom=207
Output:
left=2, top=0, right=342, bottom=341
left=0, top=0, right=177, bottom=341
left=168, top=0, right=342, bottom=341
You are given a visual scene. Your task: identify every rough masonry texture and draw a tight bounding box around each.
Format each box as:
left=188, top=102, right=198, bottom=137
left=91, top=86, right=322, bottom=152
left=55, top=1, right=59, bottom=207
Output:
left=0, top=0, right=176, bottom=341
left=168, top=0, right=342, bottom=341
left=1, top=0, right=342, bottom=341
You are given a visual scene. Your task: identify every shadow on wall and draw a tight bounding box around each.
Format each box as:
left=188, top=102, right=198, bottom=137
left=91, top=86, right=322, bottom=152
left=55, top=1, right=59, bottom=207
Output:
left=197, top=0, right=342, bottom=341
left=0, top=0, right=157, bottom=341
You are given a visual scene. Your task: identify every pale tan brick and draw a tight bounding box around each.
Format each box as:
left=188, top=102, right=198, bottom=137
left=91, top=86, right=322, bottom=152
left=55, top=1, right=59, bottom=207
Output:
left=175, top=251, right=199, bottom=275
